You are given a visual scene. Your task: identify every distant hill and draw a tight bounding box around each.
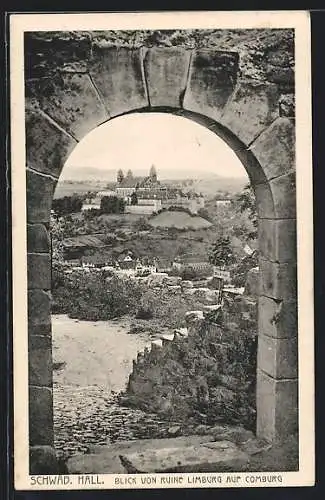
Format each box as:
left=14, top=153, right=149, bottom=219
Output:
left=56, top=167, right=247, bottom=199
left=60, top=166, right=118, bottom=182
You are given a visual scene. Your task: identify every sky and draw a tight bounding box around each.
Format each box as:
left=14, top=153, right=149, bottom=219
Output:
left=62, top=112, right=248, bottom=181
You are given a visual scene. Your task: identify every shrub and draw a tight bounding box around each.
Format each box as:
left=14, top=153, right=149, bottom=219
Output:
left=51, top=271, right=144, bottom=320
left=135, top=307, right=153, bottom=320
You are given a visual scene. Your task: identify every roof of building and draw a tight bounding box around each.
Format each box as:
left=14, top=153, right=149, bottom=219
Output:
left=62, top=234, right=106, bottom=249
left=118, top=260, right=136, bottom=270
left=116, top=176, right=144, bottom=188
left=97, top=190, right=117, bottom=197
left=81, top=255, right=113, bottom=266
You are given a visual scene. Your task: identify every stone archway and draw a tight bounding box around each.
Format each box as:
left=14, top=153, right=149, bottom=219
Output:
left=25, top=39, right=297, bottom=466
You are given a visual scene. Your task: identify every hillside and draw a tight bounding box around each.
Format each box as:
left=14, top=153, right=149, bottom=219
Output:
left=149, top=211, right=212, bottom=230
left=54, top=173, right=247, bottom=200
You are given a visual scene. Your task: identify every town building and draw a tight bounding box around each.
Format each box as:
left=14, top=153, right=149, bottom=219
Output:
left=80, top=167, right=205, bottom=215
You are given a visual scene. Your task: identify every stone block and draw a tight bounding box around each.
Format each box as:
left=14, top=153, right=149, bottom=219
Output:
left=27, top=223, right=50, bottom=253
left=258, top=334, right=298, bottom=379
left=220, top=80, right=279, bottom=146
left=259, top=258, right=297, bottom=301
left=119, top=440, right=249, bottom=473
left=144, top=47, right=191, bottom=108
left=27, top=253, right=51, bottom=290
left=27, top=170, right=56, bottom=223
left=256, top=369, right=298, bottom=442
left=30, top=446, right=62, bottom=474
left=254, top=182, right=275, bottom=219
left=29, top=335, right=52, bottom=386
left=28, top=289, right=51, bottom=335
left=270, top=172, right=296, bottom=219
left=233, top=146, right=268, bottom=186
left=68, top=435, right=216, bottom=474
left=29, top=386, right=54, bottom=446
left=258, top=218, right=297, bottom=263
left=258, top=296, right=297, bottom=339
left=251, top=117, right=295, bottom=181
left=24, top=32, right=92, bottom=79
left=27, top=74, right=109, bottom=141
left=265, top=64, right=294, bottom=88
left=89, top=46, right=148, bottom=116
left=244, top=268, right=260, bottom=296
left=279, top=94, right=295, bottom=118
left=183, top=50, right=239, bottom=121
left=25, top=106, right=77, bottom=178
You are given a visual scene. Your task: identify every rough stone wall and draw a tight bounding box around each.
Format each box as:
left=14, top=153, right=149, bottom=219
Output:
left=121, top=294, right=257, bottom=430
left=25, top=29, right=297, bottom=470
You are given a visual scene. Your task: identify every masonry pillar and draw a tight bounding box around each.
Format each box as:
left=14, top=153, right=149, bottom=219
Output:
left=252, top=108, right=298, bottom=442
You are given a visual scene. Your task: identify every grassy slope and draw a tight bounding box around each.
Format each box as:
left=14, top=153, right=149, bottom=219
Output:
left=149, top=211, right=212, bottom=230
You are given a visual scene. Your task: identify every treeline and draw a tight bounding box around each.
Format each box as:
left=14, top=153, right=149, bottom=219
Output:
left=52, top=195, right=83, bottom=216
left=52, top=195, right=126, bottom=216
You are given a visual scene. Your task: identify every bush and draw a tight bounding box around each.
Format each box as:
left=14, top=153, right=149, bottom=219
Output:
left=51, top=271, right=144, bottom=320
left=135, top=307, right=153, bottom=320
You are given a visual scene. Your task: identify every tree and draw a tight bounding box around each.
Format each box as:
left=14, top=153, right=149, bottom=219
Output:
left=233, top=184, right=258, bottom=242
left=208, top=236, right=236, bottom=268
left=52, top=195, right=83, bottom=216
left=235, top=184, right=257, bottom=225
left=130, top=191, right=138, bottom=205
left=100, top=196, right=125, bottom=214
left=117, top=169, right=124, bottom=184
left=126, top=169, right=133, bottom=179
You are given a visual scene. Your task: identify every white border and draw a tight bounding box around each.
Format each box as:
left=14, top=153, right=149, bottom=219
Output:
left=10, top=11, right=314, bottom=490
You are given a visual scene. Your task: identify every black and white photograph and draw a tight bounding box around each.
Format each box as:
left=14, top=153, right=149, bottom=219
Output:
left=10, top=11, right=314, bottom=489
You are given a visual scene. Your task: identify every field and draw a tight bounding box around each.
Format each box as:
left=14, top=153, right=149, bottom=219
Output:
left=149, top=211, right=212, bottom=230
left=53, top=181, right=108, bottom=199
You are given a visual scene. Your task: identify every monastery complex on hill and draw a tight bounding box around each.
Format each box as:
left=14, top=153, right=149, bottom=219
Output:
left=82, top=166, right=205, bottom=215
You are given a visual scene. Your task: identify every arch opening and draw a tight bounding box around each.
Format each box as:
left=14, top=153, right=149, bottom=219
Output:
left=48, top=111, right=269, bottom=460
left=25, top=41, right=298, bottom=474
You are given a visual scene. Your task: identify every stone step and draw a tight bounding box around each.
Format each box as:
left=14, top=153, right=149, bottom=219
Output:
left=159, top=333, right=175, bottom=342
left=67, top=435, right=215, bottom=474
left=151, top=339, right=163, bottom=348
left=119, top=440, right=249, bottom=473
left=174, top=327, right=188, bottom=337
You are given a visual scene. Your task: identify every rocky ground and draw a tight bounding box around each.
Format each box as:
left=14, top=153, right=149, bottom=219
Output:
left=54, top=383, right=245, bottom=463
left=52, top=314, right=220, bottom=462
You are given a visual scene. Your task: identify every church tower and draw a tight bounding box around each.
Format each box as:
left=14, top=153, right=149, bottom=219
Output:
left=149, top=165, right=157, bottom=183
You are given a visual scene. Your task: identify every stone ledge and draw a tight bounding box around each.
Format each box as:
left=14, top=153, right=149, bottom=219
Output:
left=119, top=440, right=249, bottom=473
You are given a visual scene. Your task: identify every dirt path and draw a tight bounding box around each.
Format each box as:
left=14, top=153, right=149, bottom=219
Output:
left=52, top=315, right=174, bottom=459
left=52, top=314, right=151, bottom=391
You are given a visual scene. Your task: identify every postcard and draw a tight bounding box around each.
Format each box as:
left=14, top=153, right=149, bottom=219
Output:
left=10, top=10, right=314, bottom=490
